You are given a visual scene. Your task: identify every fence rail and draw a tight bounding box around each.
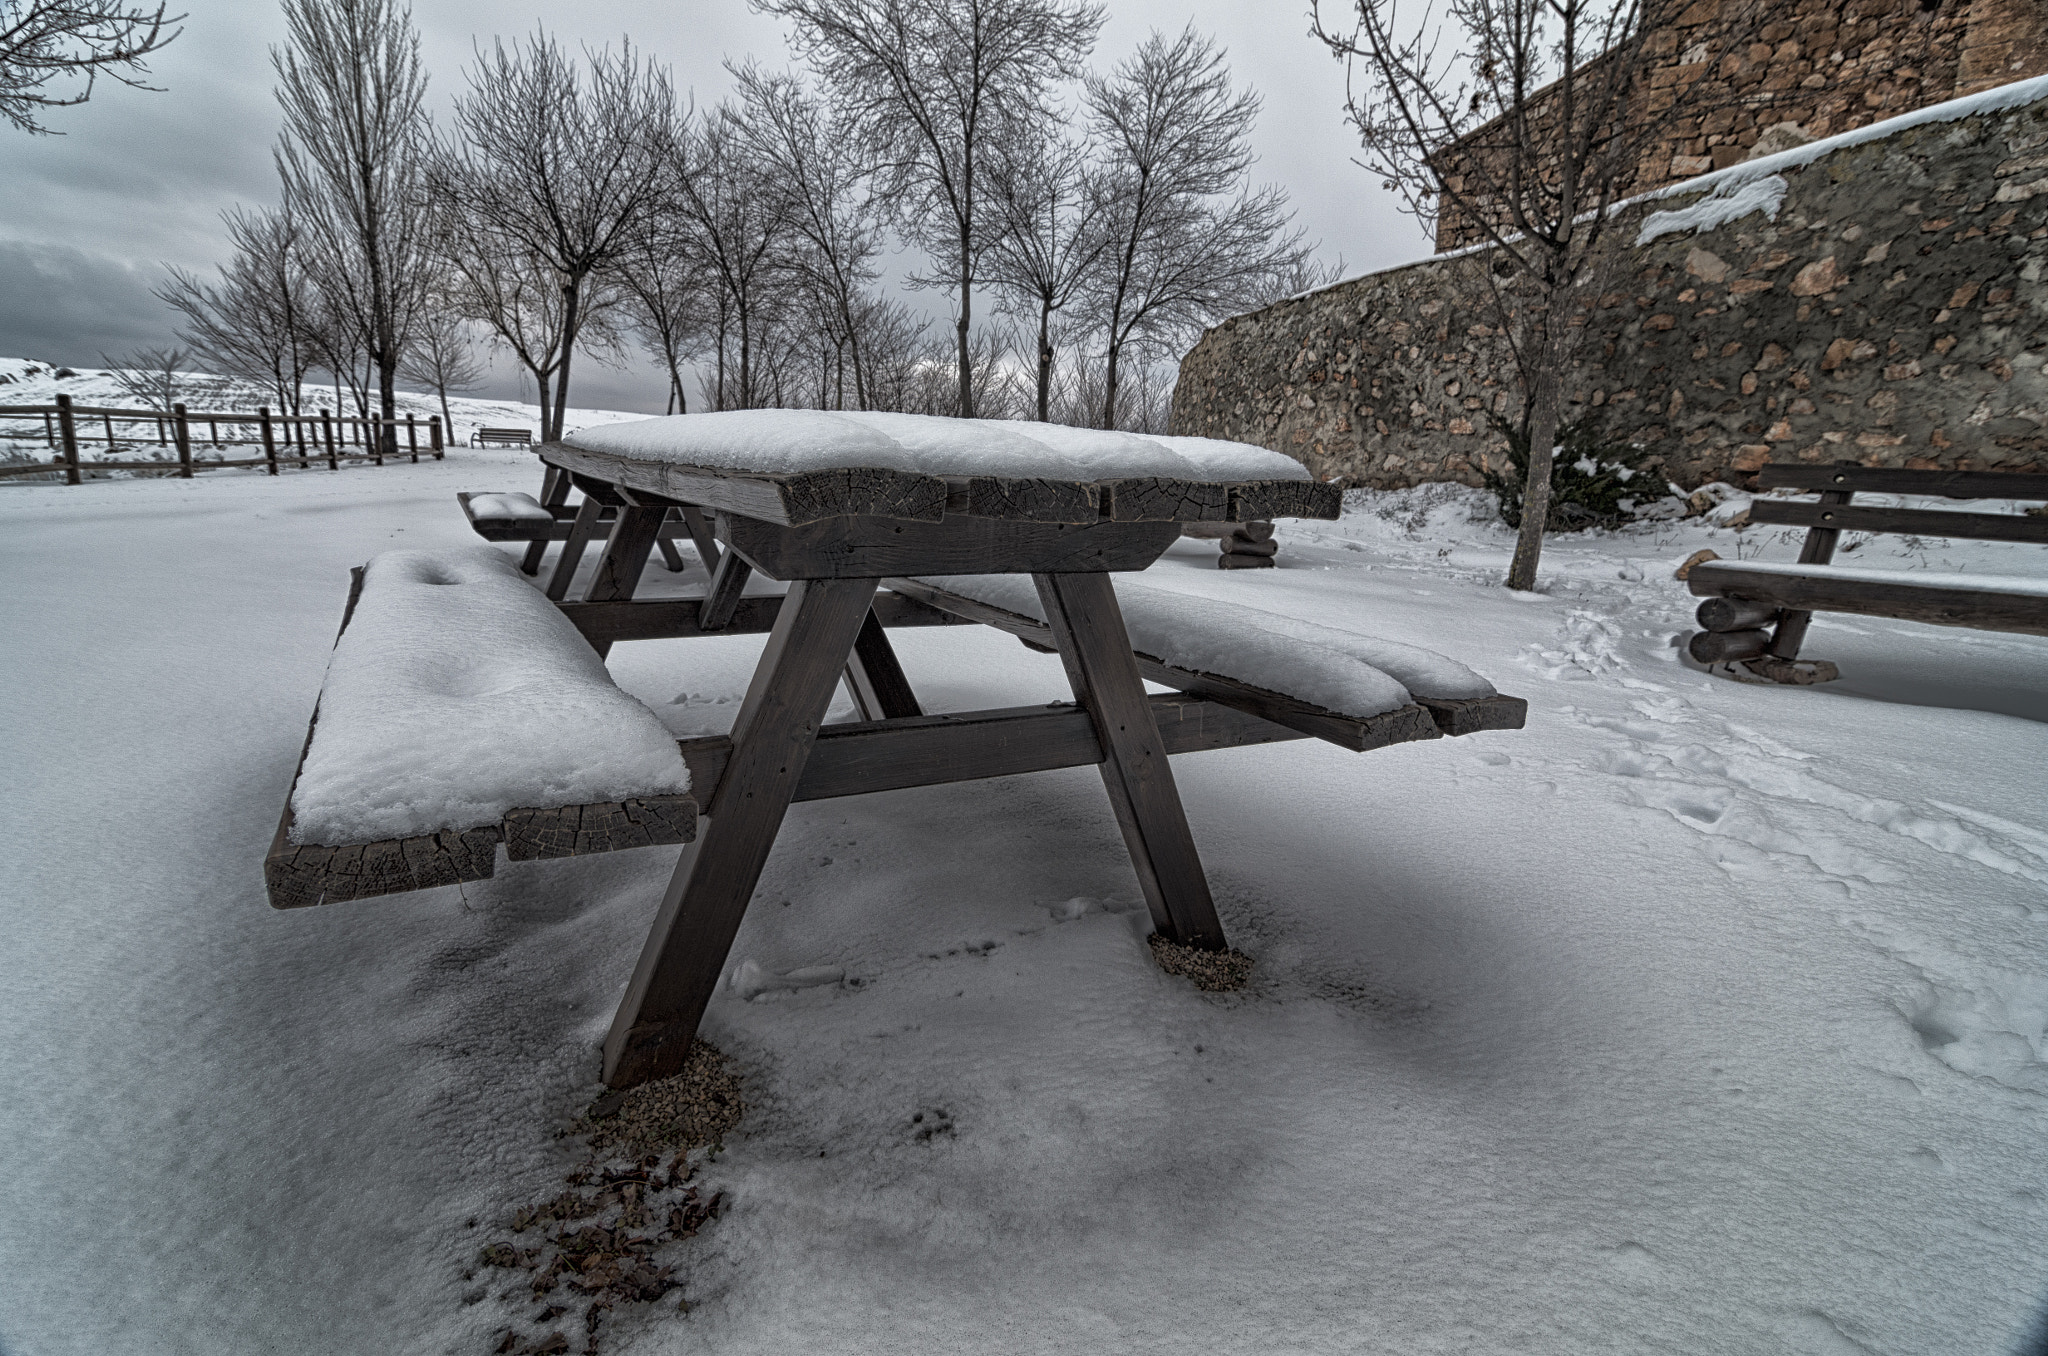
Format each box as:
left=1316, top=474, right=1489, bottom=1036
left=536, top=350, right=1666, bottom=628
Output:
left=0, top=393, right=445, bottom=484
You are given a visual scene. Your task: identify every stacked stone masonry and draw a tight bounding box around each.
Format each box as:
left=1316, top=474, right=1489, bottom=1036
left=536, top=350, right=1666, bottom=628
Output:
left=1436, top=0, right=2048, bottom=251
left=1172, top=93, right=2048, bottom=491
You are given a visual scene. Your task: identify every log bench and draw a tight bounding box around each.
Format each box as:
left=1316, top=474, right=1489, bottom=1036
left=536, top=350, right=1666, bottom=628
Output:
left=1685, top=462, right=2048, bottom=683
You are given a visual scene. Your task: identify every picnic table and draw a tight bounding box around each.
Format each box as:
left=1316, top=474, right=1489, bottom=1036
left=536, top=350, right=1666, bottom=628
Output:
left=267, top=411, right=1526, bottom=1091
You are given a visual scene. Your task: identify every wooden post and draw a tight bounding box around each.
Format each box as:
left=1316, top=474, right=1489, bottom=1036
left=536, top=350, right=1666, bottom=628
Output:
left=1768, top=483, right=1854, bottom=659
left=102, top=412, right=115, bottom=447
left=429, top=415, right=443, bottom=457
left=1033, top=571, right=1227, bottom=950
left=405, top=413, right=419, bottom=463
left=319, top=408, right=338, bottom=470
left=520, top=465, right=570, bottom=575
left=546, top=496, right=607, bottom=603
left=603, top=577, right=881, bottom=1088
left=173, top=403, right=193, bottom=478
left=259, top=407, right=279, bottom=475
left=55, top=393, right=80, bottom=485
left=842, top=610, right=922, bottom=720
left=157, top=416, right=167, bottom=447
left=42, top=410, right=54, bottom=448
left=369, top=416, right=383, bottom=466
left=209, top=416, right=220, bottom=448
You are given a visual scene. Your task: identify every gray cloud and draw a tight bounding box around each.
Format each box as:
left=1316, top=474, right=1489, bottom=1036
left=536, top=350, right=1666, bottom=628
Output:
left=0, top=0, right=1430, bottom=409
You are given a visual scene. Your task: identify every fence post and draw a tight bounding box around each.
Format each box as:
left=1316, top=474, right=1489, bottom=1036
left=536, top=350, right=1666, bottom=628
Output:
left=43, top=411, right=54, bottom=448
left=429, top=415, right=443, bottom=457
left=56, top=393, right=81, bottom=485
left=173, top=403, right=193, bottom=478
left=405, top=412, right=418, bottom=462
left=369, top=414, right=383, bottom=466
left=320, top=408, right=338, bottom=470
left=103, top=412, right=115, bottom=447
left=260, top=407, right=279, bottom=476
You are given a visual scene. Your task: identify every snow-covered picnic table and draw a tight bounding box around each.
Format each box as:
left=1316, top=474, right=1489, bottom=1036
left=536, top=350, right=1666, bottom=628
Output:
left=269, top=411, right=1526, bottom=1091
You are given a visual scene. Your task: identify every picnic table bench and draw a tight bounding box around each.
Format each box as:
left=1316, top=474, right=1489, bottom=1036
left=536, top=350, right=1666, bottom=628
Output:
left=269, top=410, right=1527, bottom=1090
left=1685, top=462, right=2048, bottom=683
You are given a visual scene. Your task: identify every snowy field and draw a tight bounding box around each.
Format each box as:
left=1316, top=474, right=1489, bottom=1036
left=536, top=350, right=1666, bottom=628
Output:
left=2, top=449, right=2045, bottom=1355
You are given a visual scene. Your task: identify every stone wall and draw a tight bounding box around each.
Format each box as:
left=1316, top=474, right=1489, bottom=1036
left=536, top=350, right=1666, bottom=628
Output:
left=1435, top=0, right=2048, bottom=251
left=1171, top=87, right=2048, bottom=491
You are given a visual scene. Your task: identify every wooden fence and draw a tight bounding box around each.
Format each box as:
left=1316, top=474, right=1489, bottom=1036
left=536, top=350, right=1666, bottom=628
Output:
left=0, top=393, right=445, bottom=484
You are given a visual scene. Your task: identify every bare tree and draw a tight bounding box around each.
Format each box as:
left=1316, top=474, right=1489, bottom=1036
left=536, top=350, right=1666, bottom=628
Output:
left=670, top=100, right=796, bottom=411
left=399, top=302, right=483, bottom=440
left=614, top=206, right=708, bottom=416
left=983, top=125, right=1108, bottom=421
left=731, top=62, right=886, bottom=410
left=437, top=33, right=673, bottom=442
left=758, top=0, right=1102, bottom=416
left=98, top=345, right=213, bottom=411
left=1086, top=27, right=1312, bottom=431
left=1310, top=0, right=1755, bottom=589
left=272, top=0, right=434, bottom=455
left=1, top=0, right=182, bottom=133
left=158, top=204, right=315, bottom=415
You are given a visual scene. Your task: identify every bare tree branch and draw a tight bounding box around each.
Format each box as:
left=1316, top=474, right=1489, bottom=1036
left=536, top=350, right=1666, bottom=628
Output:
left=0, top=0, right=182, bottom=133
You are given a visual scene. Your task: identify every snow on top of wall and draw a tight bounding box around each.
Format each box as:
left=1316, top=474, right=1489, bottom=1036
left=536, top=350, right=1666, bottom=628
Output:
left=917, top=571, right=1497, bottom=716
left=563, top=409, right=1309, bottom=483
left=289, top=546, right=689, bottom=846
left=1634, top=174, right=1791, bottom=246
left=1264, top=73, right=2048, bottom=306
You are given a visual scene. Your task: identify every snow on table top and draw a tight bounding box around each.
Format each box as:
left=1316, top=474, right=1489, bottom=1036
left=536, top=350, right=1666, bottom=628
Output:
left=916, top=573, right=1496, bottom=718
left=561, top=410, right=1310, bottom=484
left=464, top=492, right=553, bottom=521
left=1705, top=559, right=2048, bottom=597
left=290, top=547, right=689, bottom=846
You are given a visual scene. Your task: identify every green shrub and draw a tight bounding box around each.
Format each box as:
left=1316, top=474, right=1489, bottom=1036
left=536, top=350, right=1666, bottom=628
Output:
left=1482, top=411, right=1660, bottom=532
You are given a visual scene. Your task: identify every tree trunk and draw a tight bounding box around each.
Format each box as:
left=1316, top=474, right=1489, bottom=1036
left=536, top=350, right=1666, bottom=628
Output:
left=436, top=384, right=454, bottom=445
left=377, top=356, right=399, bottom=457
left=1505, top=369, right=1563, bottom=591
left=549, top=281, right=582, bottom=443
left=1036, top=299, right=1053, bottom=422
left=1101, top=337, right=1122, bottom=431
left=956, top=249, right=974, bottom=418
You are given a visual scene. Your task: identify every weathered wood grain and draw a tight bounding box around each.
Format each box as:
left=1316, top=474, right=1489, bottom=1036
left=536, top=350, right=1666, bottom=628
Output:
left=1104, top=477, right=1232, bottom=522
left=1412, top=694, right=1529, bottom=736
left=843, top=608, right=922, bottom=720
left=674, top=694, right=1307, bottom=807
left=1748, top=499, right=2048, bottom=545
left=1230, top=480, right=1343, bottom=522
left=556, top=588, right=971, bottom=647
left=1035, top=570, right=1227, bottom=950
left=503, top=795, right=697, bottom=860
left=1757, top=463, right=2048, bottom=501
left=604, top=578, right=882, bottom=1089
left=722, top=513, right=1181, bottom=580
left=697, top=547, right=755, bottom=630
left=1696, top=597, right=1783, bottom=632
left=1688, top=628, right=1774, bottom=662
left=1689, top=562, right=2048, bottom=637
left=957, top=475, right=1100, bottom=522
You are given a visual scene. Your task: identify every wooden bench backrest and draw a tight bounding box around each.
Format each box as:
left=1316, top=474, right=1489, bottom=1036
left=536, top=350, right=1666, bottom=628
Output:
left=1749, top=462, right=2048, bottom=554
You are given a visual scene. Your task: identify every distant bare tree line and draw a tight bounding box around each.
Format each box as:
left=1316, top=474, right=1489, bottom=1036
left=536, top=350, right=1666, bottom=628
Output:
left=146, top=0, right=1326, bottom=439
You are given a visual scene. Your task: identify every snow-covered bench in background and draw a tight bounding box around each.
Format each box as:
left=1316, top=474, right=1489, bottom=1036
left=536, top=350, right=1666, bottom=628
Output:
left=264, top=548, right=698, bottom=909
left=1685, top=462, right=2048, bottom=683
left=470, top=427, right=532, bottom=448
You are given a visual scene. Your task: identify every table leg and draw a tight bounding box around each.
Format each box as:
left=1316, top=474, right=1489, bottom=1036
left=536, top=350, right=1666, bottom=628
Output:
left=1033, top=571, right=1227, bottom=950
left=842, top=608, right=922, bottom=720
left=678, top=506, right=721, bottom=575
left=655, top=510, right=688, bottom=572
left=698, top=548, right=754, bottom=630
left=521, top=466, right=569, bottom=576
left=603, top=577, right=882, bottom=1088
left=545, top=496, right=605, bottom=602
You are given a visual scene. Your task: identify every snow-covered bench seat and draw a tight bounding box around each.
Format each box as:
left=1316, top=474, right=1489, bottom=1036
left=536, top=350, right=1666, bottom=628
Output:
left=264, top=547, right=696, bottom=909
left=1685, top=462, right=2048, bottom=683
left=885, top=575, right=1527, bottom=751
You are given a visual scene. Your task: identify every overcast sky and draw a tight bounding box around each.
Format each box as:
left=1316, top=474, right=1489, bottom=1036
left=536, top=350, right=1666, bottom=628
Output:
left=0, top=0, right=1433, bottom=413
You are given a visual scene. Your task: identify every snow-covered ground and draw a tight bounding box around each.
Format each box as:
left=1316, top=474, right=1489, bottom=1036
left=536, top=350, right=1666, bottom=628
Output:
left=0, top=356, right=650, bottom=463
left=2, top=450, right=2045, bottom=1355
